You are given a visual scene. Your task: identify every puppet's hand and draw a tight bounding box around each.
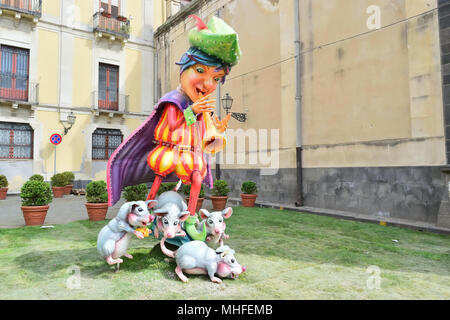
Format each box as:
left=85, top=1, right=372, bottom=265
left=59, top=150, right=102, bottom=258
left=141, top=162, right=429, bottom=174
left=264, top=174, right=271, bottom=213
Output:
left=191, top=93, right=215, bottom=115
left=213, top=114, right=231, bottom=133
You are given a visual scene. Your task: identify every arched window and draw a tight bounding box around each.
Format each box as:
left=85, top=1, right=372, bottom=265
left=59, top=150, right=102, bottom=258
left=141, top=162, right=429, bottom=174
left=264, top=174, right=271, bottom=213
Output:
left=92, top=128, right=122, bottom=160
left=0, top=122, right=33, bottom=159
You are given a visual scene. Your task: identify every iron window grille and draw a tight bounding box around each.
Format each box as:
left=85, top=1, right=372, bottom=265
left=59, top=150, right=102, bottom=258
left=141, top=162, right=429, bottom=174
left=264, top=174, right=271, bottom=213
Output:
left=98, top=63, right=119, bottom=111
left=0, top=45, right=30, bottom=102
left=0, top=122, right=33, bottom=159
left=92, top=128, right=123, bottom=160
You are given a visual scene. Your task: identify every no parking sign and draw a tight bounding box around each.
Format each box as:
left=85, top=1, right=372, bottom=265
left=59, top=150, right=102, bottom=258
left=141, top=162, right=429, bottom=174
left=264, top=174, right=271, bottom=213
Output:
left=50, top=133, right=62, bottom=175
left=50, top=133, right=62, bottom=145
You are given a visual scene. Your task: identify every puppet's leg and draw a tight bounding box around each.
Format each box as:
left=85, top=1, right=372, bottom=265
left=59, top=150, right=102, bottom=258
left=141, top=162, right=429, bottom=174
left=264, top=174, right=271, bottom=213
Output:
left=187, top=170, right=202, bottom=216
left=147, top=175, right=163, bottom=201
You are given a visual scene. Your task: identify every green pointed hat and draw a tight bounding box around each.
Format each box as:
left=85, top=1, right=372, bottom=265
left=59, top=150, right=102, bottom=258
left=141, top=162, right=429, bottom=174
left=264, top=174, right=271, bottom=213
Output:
left=188, top=15, right=241, bottom=67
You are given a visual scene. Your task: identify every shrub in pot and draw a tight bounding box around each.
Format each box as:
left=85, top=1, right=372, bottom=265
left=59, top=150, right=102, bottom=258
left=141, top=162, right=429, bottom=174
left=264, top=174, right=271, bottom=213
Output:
left=62, top=171, right=75, bottom=195
left=0, top=174, right=8, bottom=200
left=210, top=180, right=229, bottom=211
left=156, top=182, right=179, bottom=196
left=20, top=180, right=53, bottom=226
left=51, top=173, right=68, bottom=198
left=182, top=183, right=205, bottom=213
left=240, top=181, right=258, bottom=207
left=123, top=183, right=148, bottom=201
left=85, top=180, right=109, bottom=221
left=29, top=174, right=44, bottom=182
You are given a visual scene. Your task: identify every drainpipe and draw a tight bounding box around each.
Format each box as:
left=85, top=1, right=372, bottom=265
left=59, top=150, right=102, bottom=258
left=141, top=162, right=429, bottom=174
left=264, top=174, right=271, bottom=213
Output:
left=216, top=7, right=222, bottom=180
left=294, top=0, right=303, bottom=207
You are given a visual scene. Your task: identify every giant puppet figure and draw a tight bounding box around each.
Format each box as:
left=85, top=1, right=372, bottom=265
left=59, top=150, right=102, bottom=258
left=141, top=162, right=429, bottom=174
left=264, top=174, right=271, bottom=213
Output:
left=107, top=15, right=241, bottom=218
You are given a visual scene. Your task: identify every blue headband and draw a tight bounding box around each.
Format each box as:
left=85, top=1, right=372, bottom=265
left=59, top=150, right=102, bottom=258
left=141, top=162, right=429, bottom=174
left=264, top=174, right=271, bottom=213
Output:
left=176, top=47, right=230, bottom=84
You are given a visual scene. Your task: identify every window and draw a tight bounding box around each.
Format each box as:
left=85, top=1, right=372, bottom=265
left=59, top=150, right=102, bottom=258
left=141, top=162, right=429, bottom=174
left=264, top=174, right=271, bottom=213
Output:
left=100, top=0, right=120, bottom=17
left=92, top=128, right=122, bottom=160
left=0, top=45, right=29, bottom=101
left=0, top=122, right=33, bottom=159
left=99, top=63, right=119, bottom=111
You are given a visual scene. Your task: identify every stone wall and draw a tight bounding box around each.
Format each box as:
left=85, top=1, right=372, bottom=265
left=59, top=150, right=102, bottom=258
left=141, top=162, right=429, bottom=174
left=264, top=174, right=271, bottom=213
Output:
left=214, top=166, right=446, bottom=224
left=439, top=0, right=450, bottom=163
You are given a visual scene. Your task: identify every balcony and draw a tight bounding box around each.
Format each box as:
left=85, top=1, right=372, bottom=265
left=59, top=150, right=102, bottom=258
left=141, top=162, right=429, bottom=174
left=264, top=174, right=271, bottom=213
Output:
left=91, top=91, right=129, bottom=118
left=0, top=0, right=42, bottom=23
left=0, top=74, right=38, bottom=108
left=93, top=12, right=130, bottom=43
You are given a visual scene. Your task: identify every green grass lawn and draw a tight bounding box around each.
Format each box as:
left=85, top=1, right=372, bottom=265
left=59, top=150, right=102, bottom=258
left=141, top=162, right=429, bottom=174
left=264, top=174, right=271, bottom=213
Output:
left=0, top=206, right=449, bottom=300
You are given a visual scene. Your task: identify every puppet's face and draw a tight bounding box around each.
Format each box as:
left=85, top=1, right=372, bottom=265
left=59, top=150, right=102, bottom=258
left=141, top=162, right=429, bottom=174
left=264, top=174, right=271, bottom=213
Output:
left=180, top=64, right=226, bottom=102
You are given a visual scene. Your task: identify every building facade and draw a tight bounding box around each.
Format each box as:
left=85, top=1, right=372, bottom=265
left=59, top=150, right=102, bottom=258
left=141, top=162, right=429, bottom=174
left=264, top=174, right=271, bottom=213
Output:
left=0, top=0, right=158, bottom=192
left=154, top=0, right=449, bottom=227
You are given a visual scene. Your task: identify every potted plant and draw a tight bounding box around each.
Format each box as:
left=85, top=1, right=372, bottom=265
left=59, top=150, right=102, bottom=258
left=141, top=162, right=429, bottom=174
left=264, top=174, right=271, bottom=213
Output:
left=51, top=173, right=68, bottom=198
left=123, top=183, right=148, bottom=202
left=182, top=184, right=205, bottom=213
left=119, top=23, right=130, bottom=35
left=101, top=11, right=112, bottom=18
left=117, top=15, right=128, bottom=22
left=210, top=180, right=229, bottom=211
left=29, top=174, right=44, bottom=182
left=85, top=180, right=109, bottom=221
left=156, top=182, right=179, bottom=196
left=240, top=181, right=258, bottom=207
left=0, top=174, right=8, bottom=200
left=62, top=171, right=75, bottom=195
left=20, top=180, right=53, bottom=226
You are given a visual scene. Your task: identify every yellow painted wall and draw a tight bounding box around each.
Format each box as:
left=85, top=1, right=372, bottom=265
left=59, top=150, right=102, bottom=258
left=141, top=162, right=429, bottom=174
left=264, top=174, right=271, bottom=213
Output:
left=38, top=29, right=59, bottom=106
left=125, top=48, right=142, bottom=113
left=155, top=0, right=445, bottom=169
left=127, top=0, right=143, bottom=38
left=75, top=0, right=94, bottom=25
left=36, top=110, right=89, bottom=174
left=153, top=0, right=165, bottom=30
left=42, top=0, right=60, bottom=17
left=73, top=37, right=93, bottom=108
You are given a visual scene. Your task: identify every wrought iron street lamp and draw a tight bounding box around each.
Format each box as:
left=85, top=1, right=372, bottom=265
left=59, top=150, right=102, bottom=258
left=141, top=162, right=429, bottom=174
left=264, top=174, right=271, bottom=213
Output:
left=221, top=93, right=247, bottom=122
left=61, top=111, right=77, bottom=136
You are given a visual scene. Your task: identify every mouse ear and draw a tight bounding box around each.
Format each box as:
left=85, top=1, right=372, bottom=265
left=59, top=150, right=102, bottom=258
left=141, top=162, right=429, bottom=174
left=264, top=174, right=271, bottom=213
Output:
left=179, top=211, right=190, bottom=222
left=146, top=200, right=158, bottom=209
left=222, top=207, right=232, bottom=219
left=199, top=209, right=210, bottom=220
left=153, top=208, right=168, bottom=216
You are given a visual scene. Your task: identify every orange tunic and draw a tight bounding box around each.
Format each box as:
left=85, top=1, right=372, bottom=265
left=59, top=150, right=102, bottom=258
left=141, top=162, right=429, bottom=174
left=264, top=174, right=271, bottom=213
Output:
left=147, top=105, right=207, bottom=184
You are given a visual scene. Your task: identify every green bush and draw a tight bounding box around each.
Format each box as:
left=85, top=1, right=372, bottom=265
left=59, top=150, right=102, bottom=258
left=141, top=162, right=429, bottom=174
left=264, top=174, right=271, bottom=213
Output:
left=29, top=174, right=44, bottom=182
left=86, top=180, right=108, bottom=203
left=241, top=181, right=257, bottom=194
left=62, top=171, right=75, bottom=185
left=182, top=184, right=205, bottom=198
left=0, top=175, right=8, bottom=188
left=156, top=182, right=179, bottom=196
left=51, top=173, right=69, bottom=187
left=212, top=180, right=229, bottom=197
left=20, top=180, right=53, bottom=206
left=123, top=183, right=148, bottom=202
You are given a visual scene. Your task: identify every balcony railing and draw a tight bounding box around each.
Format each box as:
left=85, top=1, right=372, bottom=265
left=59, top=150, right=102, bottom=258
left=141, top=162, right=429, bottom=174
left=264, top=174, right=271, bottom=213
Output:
left=0, top=74, right=38, bottom=105
left=91, top=91, right=128, bottom=114
left=93, top=12, right=130, bottom=41
left=0, top=0, right=42, bottom=17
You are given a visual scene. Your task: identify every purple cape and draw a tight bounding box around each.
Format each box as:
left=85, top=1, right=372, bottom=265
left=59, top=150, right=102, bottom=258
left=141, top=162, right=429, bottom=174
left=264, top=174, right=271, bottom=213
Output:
left=107, top=89, right=214, bottom=206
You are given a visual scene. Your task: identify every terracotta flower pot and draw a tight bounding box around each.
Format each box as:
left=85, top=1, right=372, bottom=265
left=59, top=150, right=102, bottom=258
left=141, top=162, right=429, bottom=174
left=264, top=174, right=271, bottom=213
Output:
left=241, top=194, right=257, bottom=207
left=210, top=196, right=228, bottom=211
left=117, top=16, right=127, bottom=22
left=21, top=205, right=49, bottom=226
left=186, top=197, right=204, bottom=213
left=0, top=187, right=7, bottom=200
left=85, top=202, right=108, bottom=221
left=64, top=185, right=73, bottom=195
left=52, top=187, right=65, bottom=198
